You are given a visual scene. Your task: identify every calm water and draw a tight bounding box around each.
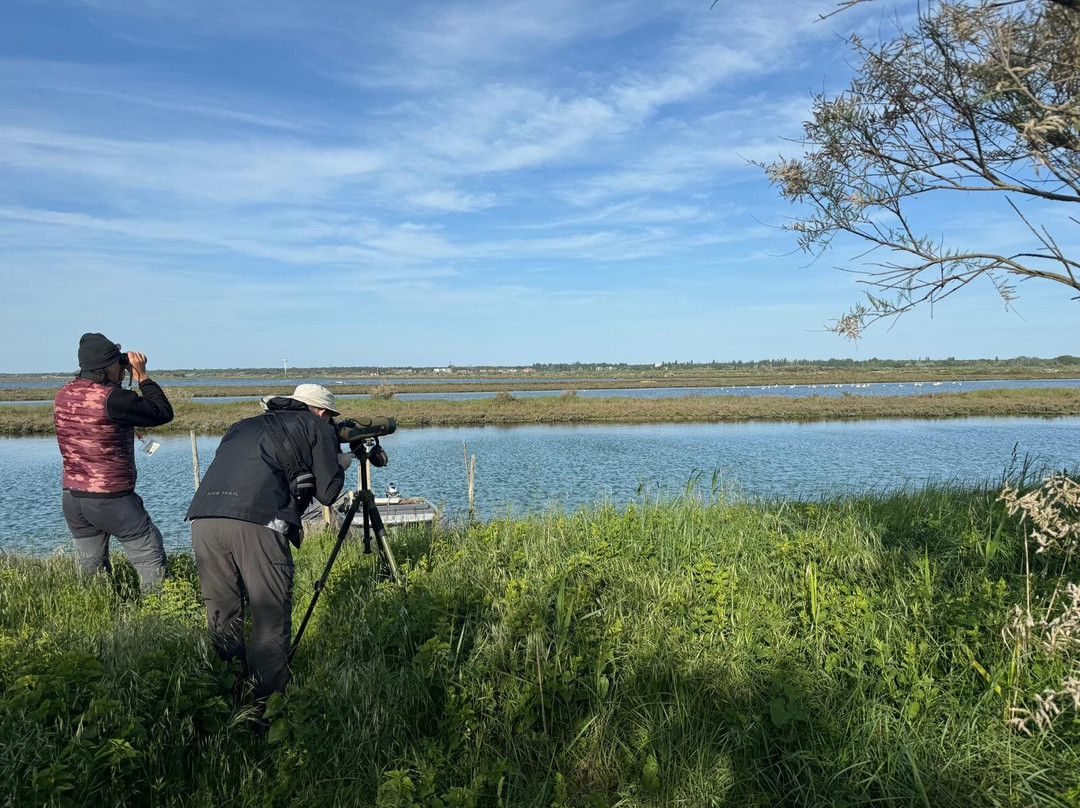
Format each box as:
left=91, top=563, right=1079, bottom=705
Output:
left=2, top=417, right=1077, bottom=555
left=385, top=378, right=1080, bottom=401
left=4, top=378, right=1080, bottom=406
left=0, top=376, right=599, bottom=390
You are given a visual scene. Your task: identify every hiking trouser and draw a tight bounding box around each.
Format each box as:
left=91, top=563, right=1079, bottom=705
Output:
left=61, top=490, right=167, bottom=591
left=190, top=518, right=294, bottom=699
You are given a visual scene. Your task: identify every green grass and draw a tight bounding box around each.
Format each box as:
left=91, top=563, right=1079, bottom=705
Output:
left=4, top=363, right=1080, bottom=401
left=3, top=386, right=1080, bottom=435
left=4, top=354, right=1079, bottom=391
left=2, top=483, right=1079, bottom=807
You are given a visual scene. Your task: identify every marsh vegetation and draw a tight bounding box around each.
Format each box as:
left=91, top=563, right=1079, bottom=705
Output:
left=2, top=387, right=1080, bottom=437
left=2, top=478, right=1078, bottom=806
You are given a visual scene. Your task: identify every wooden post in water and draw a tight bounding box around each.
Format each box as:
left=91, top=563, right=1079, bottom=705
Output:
left=189, top=431, right=201, bottom=490
left=463, top=441, right=476, bottom=518
left=469, top=454, right=476, bottom=517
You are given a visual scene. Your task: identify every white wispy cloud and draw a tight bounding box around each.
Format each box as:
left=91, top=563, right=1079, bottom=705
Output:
left=13, top=0, right=1020, bottom=370
left=405, top=190, right=496, bottom=212
left=70, top=0, right=371, bottom=40
left=1, top=1, right=847, bottom=216
left=0, top=206, right=466, bottom=272
left=0, top=126, right=386, bottom=203
left=0, top=58, right=316, bottom=132
left=520, top=201, right=713, bottom=229
left=351, top=0, right=661, bottom=90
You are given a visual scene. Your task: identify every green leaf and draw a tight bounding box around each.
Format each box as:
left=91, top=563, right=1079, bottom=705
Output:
left=267, top=717, right=290, bottom=744
left=263, top=691, right=286, bottom=719
left=641, top=753, right=660, bottom=793
left=770, top=698, right=792, bottom=727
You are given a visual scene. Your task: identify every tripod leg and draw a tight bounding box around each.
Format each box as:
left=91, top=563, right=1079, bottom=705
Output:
left=378, top=532, right=402, bottom=584
left=357, top=489, right=403, bottom=586
left=360, top=453, right=373, bottom=555
left=288, top=491, right=363, bottom=663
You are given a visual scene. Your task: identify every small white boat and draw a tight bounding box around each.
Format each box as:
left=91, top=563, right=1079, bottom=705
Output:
left=302, top=484, right=437, bottom=532
left=372, top=496, right=438, bottom=526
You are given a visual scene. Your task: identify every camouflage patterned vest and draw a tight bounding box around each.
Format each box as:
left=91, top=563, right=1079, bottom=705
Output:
left=54, top=378, right=136, bottom=493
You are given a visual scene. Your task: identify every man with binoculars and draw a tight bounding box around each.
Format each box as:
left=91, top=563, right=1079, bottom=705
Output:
left=54, top=332, right=174, bottom=591
left=186, top=383, right=350, bottom=701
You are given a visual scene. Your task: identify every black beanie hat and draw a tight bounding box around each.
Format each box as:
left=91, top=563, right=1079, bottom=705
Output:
left=78, top=332, right=123, bottom=371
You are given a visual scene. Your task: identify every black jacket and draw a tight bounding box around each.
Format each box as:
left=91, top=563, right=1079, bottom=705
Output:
left=186, top=399, right=344, bottom=539
left=107, top=380, right=174, bottom=427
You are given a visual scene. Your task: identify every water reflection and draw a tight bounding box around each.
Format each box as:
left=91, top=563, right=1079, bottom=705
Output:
left=3, top=416, right=1078, bottom=556
left=5, top=378, right=1080, bottom=406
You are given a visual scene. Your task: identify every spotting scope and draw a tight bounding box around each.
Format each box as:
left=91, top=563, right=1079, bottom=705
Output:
left=335, top=416, right=396, bottom=444
left=290, top=415, right=401, bottom=662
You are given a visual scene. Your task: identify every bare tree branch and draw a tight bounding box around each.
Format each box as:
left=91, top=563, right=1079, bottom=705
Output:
left=762, top=0, right=1080, bottom=337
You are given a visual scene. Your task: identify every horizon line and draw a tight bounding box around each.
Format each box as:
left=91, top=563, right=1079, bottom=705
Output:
left=3, top=355, right=1078, bottom=377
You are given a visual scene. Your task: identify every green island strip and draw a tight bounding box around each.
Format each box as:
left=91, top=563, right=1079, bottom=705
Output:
left=3, top=366, right=1080, bottom=401
left=4, top=355, right=1078, bottom=388
left=3, top=486, right=1078, bottom=804
left=3, top=387, right=1079, bottom=436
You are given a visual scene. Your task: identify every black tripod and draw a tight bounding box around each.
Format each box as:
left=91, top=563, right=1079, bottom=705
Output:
left=289, top=438, right=401, bottom=662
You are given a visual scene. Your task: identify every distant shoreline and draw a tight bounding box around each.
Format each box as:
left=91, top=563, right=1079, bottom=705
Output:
left=2, top=356, right=1078, bottom=388
left=3, top=372, right=1080, bottom=401
left=3, top=387, right=1078, bottom=436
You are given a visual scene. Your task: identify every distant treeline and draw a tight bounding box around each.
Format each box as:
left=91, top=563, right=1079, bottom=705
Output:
left=3, top=355, right=1078, bottom=381
left=169, top=355, right=1080, bottom=376
left=530, top=356, right=1080, bottom=372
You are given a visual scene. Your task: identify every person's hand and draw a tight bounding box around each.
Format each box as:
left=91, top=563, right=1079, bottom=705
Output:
left=337, top=452, right=355, bottom=469
left=126, top=351, right=149, bottom=383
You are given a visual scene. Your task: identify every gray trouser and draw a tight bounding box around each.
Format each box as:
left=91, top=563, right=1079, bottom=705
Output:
left=62, top=490, right=167, bottom=591
left=190, top=518, right=294, bottom=699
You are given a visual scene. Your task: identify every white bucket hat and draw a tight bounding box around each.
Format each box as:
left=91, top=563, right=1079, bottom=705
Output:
left=288, top=383, right=341, bottom=417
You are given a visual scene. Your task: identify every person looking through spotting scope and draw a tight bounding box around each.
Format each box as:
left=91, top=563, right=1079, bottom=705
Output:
left=186, top=383, right=351, bottom=701
left=54, top=332, right=174, bottom=591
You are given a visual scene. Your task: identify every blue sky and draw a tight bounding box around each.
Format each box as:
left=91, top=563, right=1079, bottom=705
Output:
left=1, top=0, right=1076, bottom=373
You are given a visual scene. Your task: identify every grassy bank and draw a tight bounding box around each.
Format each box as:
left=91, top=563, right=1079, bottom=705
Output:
left=2, top=484, right=1078, bottom=806
left=2, top=387, right=1080, bottom=436
left=4, top=355, right=1078, bottom=390
left=4, top=370, right=1080, bottom=401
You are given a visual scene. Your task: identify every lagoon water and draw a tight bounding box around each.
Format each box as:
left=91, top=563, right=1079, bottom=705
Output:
left=4, top=378, right=1080, bottom=406
left=140, top=377, right=1080, bottom=403
left=2, top=416, right=1078, bottom=556
left=367, top=378, right=1080, bottom=401
left=0, top=376, right=598, bottom=390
